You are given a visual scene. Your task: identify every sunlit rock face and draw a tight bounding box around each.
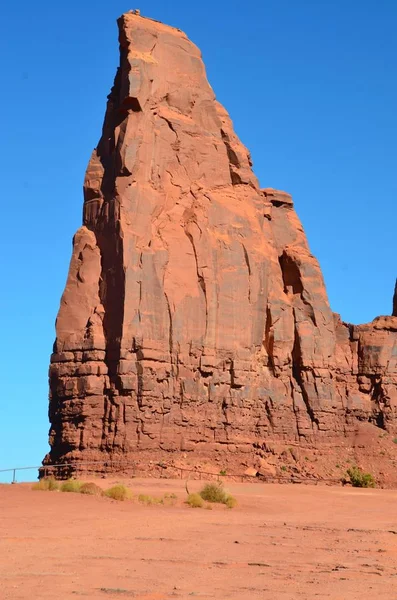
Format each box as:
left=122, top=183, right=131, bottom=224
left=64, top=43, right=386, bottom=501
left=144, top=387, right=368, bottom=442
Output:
left=44, top=13, right=397, bottom=474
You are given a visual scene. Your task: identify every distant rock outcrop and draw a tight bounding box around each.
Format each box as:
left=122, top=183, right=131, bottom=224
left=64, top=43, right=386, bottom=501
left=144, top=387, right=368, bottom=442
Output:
left=44, top=13, right=397, bottom=477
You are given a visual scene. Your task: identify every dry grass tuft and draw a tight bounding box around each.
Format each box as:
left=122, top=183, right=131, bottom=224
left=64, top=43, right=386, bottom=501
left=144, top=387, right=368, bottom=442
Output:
left=200, top=482, right=226, bottom=503
left=79, top=482, right=104, bottom=496
left=137, top=494, right=164, bottom=505
left=32, top=477, right=59, bottom=492
left=104, top=485, right=131, bottom=501
left=225, top=495, right=237, bottom=509
left=163, top=493, right=178, bottom=506
left=199, top=482, right=237, bottom=508
left=186, top=493, right=205, bottom=508
left=60, top=480, right=83, bottom=493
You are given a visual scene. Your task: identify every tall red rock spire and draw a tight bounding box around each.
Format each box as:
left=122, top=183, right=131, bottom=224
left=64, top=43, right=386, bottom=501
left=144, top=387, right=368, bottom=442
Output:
left=44, top=13, right=397, bottom=475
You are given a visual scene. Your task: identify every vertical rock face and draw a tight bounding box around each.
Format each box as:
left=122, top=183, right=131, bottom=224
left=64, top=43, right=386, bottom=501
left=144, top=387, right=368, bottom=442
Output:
left=45, top=13, right=397, bottom=473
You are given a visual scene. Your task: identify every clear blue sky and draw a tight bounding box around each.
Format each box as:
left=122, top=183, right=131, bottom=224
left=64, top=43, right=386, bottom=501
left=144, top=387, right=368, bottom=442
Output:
left=0, top=0, right=395, bottom=478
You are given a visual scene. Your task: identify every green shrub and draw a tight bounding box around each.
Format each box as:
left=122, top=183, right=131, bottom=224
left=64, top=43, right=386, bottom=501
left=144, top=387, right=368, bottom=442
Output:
left=104, top=485, right=131, bottom=501
left=347, top=466, right=375, bottom=488
left=219, top=470, right=227, bottom=476
left=186, top=493, right=204, bottom=508
left=199, top=482, right=236, bottom=508
left=60, top=480, right=83, bottom=493
left=393, top=438, right=397, bottom=444
left=32, top=477, right=59, bottom=492
left=199, top=482, right=227, bottom=503
left=79, top=482, right=103, bottom=496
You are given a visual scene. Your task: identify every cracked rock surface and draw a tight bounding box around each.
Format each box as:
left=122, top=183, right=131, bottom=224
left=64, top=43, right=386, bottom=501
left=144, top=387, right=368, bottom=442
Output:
left=44, top=13, right=397, bottom=475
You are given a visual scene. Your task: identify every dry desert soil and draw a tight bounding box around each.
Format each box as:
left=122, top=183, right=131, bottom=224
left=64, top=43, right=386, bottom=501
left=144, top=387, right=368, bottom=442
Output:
left=1, top=478, right=397, bottom=599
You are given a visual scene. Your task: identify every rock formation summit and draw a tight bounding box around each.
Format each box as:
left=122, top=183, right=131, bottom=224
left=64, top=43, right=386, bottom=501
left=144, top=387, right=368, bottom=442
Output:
left=45, top=13, right=397, bottom=478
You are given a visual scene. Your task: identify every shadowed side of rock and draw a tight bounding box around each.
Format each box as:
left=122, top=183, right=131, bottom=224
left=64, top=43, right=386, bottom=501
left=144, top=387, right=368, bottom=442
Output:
left=44, top=13, right=397, bottom=477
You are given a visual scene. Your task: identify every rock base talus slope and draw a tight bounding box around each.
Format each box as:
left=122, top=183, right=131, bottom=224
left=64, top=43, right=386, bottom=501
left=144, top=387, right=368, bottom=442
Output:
left=44, top=13, right=397, bottom=476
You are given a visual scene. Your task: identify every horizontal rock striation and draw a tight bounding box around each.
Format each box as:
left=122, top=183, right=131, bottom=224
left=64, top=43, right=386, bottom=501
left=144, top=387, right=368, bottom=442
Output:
left=44, top=13, right=397, bottom=475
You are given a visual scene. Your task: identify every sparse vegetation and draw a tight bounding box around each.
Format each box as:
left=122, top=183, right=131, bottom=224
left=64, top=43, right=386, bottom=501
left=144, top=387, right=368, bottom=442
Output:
left=104, top=485, right=131, bottom=501
left=199, top=482, right=237, bottom=508
left=347, top=466, right=376, bottom=488
left=137, top=494, right=163, bottom=505
left=79, top=482, right=104, bottom=496
left=186, top=493, right=205, bottom=508
left=31, top=477, right=237, bottom=509
left=393, top=438, right=397, bottom=444
left=31, top=478, right=181, bottom=506
left=32, top=477, right=59, bottom=492
left=280, top=465, right=287, bottom=472
left=224, top=495, right=237, bottom=509
left=219, top=469, right=227, bottom=476
left=60, top=480, right=83, bottom=493
left=200, top=482, right=227, bottom=503
left=163, top=493, right=178, bottom=506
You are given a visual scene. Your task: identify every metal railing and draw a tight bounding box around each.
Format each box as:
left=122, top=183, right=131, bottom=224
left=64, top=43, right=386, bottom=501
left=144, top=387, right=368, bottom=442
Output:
left=0, top=462, right=129, bottom=483
left=0, top=461, right=342, bottom=486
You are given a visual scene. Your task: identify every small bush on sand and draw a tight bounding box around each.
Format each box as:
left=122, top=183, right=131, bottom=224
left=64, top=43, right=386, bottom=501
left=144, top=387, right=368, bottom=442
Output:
left=162, top=493, right=177, bottom=506
left=79, top=482, right=103, bottom=496
left=199, top=482, right=226, bottom=503
left=32, top=477, right=59, bottom=492
left=199, top=482, right=237, bottom=508
left=225, top=495, right=237, bottom=509
left=347, top=466, right=375, bottom=488
left=60, top=480, right=83, bottom=493
left=104, top=485, right=131, bottom=501
left=137, top=494, right=163, bottom=505
left=186, top=493, right=204, bottom=508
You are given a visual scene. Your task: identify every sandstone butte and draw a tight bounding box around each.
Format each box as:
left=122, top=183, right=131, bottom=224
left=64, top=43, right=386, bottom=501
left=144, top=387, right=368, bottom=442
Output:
left=44, top=12, right=397, bottom=481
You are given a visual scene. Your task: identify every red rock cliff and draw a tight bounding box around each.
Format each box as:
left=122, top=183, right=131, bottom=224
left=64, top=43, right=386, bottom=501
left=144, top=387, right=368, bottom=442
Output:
left=44, top=13, right=397, bottom=475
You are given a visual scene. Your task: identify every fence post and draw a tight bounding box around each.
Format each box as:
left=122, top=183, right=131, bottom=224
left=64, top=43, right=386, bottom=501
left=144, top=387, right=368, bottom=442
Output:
left=12, top=469, right=16, bottom=484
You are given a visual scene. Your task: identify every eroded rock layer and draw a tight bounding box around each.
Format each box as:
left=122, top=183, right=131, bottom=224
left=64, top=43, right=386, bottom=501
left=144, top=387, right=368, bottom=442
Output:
left=44, top=13, right=397, bottom=475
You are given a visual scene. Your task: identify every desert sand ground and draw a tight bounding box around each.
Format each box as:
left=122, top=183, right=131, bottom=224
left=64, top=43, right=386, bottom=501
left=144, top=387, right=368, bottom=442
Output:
left=1, top=478, right=397, bottom=599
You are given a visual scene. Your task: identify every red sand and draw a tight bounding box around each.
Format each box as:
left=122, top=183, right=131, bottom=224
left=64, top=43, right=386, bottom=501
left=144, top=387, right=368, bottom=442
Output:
left=1, top=479, right=397, bottom=599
